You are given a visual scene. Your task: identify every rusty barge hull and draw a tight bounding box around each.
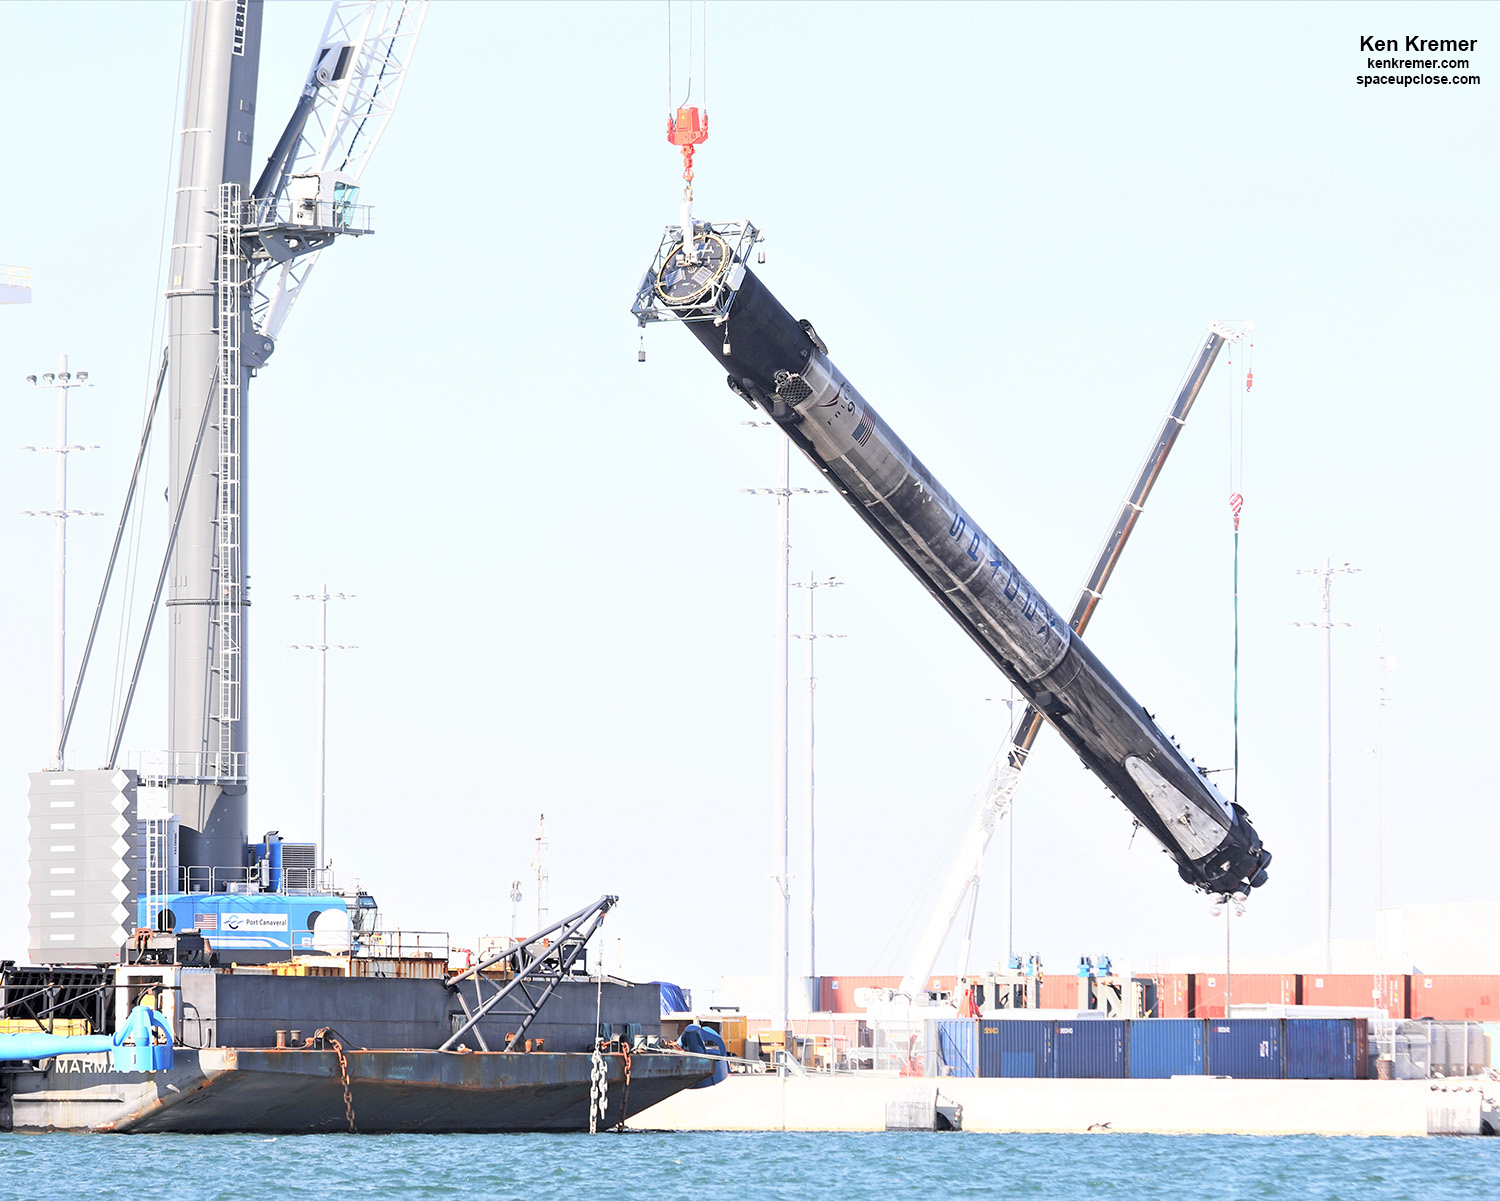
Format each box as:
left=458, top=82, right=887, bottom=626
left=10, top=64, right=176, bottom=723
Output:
left=7, top=1048, right=716, bottom=1133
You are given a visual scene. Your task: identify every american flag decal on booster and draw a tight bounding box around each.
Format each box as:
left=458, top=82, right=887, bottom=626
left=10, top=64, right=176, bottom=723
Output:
left=852, top=405, right=874, bottom=447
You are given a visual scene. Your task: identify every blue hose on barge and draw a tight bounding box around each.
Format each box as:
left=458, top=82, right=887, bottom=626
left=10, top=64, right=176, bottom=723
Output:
left=0, top=1004, right=174, bottom=1071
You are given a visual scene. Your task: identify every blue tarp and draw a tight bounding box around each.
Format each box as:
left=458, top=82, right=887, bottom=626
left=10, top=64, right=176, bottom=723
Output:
left=655, top=981, right=692, bottom=1015
left=679, top=1024, right=729, bottom=1087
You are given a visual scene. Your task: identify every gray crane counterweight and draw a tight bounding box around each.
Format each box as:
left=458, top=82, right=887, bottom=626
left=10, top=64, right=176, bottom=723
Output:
left=634, top=224, right=1270, bottom=896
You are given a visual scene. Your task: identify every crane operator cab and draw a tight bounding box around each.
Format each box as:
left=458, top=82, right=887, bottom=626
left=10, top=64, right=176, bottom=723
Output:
left=286, top=171, right=365, bottom=233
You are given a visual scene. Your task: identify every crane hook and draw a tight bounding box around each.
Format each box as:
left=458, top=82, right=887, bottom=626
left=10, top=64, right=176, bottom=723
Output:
left=668, top=106, right=708, bottom=262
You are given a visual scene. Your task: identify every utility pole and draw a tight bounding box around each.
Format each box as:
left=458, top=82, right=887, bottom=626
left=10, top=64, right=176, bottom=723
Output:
left=1293, top=558, right=1358, bottom=973
left=290, top=586, right=355, bottom=870
left=773, top=438, right=792, bottom=1035
left=533, top=815, right=549, bottom=930
left=22, top=357, right=99, bottom=770
left=741, top=426, right=826, bottom=1040
left=509, top=879, right=522, bottom=940
left=790, top=573, right=844, bottom=1004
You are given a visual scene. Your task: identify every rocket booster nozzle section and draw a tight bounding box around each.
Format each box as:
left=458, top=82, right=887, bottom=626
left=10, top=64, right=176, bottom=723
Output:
left=641, top=233, right=1271, bottom=896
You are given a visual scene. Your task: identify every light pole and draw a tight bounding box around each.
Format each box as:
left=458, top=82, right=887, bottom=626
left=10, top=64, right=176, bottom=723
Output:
left=290, top=586, right=356, bottom=870
left=790, top=572, right=845, bottom=1002
left=984, top=693, right=1019, bottom=967
left=742, top=427, right=827, bottom=1040
left=1293, top=558, right=1358, bottom=973
left=1373, top=643, right=1396, bottom=915
left=1212, top=892, right=1247, bottom=1013
left=1373, top=644, right=1396, bottom=989
left=22, top=357, right=99, bottom=770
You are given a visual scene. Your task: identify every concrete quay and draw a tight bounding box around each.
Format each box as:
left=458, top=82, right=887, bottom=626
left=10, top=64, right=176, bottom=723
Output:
left=629, top=1074, right=1498, bottom=1137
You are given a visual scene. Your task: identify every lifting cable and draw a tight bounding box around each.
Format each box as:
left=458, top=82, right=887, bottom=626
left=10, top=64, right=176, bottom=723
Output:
left=641, top=2, right=710, bottom=366
left=1227, top=333, right=1253, bottom=808
left=665, top=2, right=709, bottom=241
left=59, top=347, right=169, bottom=767
left=107, top=364, right=221, bottom=768
left=105, top=3, right=191, bottom=754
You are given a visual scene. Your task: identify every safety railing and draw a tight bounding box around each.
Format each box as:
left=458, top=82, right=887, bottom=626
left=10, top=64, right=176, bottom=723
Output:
left=128, top=749, right=247, bottom=786
left=357, top=929, right=449, bottom=960
left=751, top=1020, right=902, bottom=1075
left=178, top=865, right=253, bottom=895
left=279, top=866, right=335, bottom=894
left=173, top=864, right=339, bottom=896
left=1370, top=1018, right=1488, bottom=1079
left=241, top=196, right=374, bottom=236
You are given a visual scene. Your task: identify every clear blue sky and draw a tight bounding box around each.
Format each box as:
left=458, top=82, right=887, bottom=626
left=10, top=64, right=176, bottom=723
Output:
left=1, top=2, right=1495, bottom=990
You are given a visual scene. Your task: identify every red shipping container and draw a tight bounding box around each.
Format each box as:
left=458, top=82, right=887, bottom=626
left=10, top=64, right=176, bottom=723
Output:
left=1192, top=972, right=1295, bottom=1018
left=791, top=1017, right=862, bottom=1042
left=818, top=975, right=957, bottom=1013
left=1381, top=974, right=1409, bottom=1018
left=1146, top=973, right=1190, bottom=1018
left=751, top=1017, right=864, bottom=1038
left=1039, top=974, right=1091, bottom=1010
left=820, top=975, right=894, bottom=1013
left=1411, top=975, right=1500, bottom=1021
left=818, top=977, right=846, bottom=1013
left=1300, top=974, right=1408, bottom=1017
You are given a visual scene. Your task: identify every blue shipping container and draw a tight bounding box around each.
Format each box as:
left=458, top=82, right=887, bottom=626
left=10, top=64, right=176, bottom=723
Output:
left=1053, top=1020, right=1126, bottom=1079
left=1129, top=1019, right=1205, bottom=1078
left=926, top=1019, right=978, bottom=1078
left=979, top=1019, right=1052, bottom=1078
left=1284, top=1018, right=1368, bottom=1080
left=1206, top=1018, right=1282, bottom=1078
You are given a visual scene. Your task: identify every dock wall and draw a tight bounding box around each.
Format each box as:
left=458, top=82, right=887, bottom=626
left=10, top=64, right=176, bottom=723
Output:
left=629, top=1075, right=1496, bottom=1136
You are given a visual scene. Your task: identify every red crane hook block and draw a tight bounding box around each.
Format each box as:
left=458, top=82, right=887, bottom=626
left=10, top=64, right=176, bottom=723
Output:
left=668, top=106, right=708, bottom=182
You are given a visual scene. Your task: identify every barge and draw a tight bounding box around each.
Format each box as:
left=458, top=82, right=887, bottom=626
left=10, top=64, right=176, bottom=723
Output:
left=1, top=896, right=721, bottom=1133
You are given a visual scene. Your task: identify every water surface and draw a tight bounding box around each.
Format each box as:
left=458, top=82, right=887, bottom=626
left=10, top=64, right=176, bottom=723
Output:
left=2, top=1130, right=1497, bottom=1200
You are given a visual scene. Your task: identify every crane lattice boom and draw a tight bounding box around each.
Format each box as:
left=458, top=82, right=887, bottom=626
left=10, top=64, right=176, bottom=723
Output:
left=250, top=0, right=428, bottom=339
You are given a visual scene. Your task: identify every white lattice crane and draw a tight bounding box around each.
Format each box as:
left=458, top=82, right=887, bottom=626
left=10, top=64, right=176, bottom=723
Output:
left=247, top=0, right=429, bottom=342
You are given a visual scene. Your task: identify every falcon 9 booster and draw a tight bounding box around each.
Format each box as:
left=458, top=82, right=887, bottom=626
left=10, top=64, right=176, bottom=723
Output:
left=634, top=224, right=1270, bottom=896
